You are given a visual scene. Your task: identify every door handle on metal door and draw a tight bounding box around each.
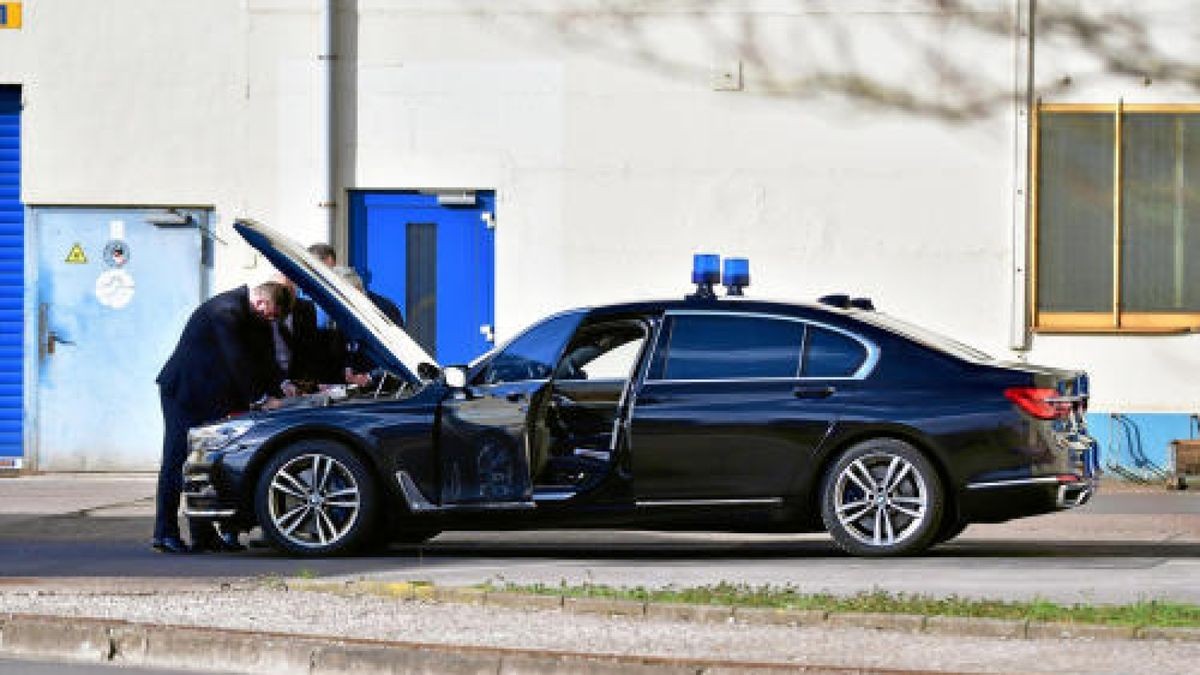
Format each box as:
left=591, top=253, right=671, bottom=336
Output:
left=793, top=386, right=835, bottom=399
left=46, top=331, right=75, bottom=355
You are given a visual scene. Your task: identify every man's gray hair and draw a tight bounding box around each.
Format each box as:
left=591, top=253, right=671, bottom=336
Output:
left=332, top=265, right=365, bottom=291
left=307, top=242, right=336, bottom=265
left=252, top=281, right=294, bottom=317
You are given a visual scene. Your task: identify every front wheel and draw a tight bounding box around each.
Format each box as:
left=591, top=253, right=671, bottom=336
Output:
left=820, top=439, right=944, bottom=557
left=255, top=440, right=377, bottom=556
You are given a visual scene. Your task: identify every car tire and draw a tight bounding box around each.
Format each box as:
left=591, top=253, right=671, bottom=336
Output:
left=820, top=438, right=944, bottom=557
left=934, top=519, right=968, bottom=545
left=255, top=440, right=377, bottom=557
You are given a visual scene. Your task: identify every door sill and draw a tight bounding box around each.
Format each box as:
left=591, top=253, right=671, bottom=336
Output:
left=395, top=470, right=535, bottom=513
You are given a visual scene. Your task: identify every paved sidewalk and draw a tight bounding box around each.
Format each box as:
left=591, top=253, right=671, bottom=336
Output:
left=0, top=473, right=156, bottom=517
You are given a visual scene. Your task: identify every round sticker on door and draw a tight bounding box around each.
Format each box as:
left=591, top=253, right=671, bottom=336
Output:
left=95, top=269, right=135, bottom=309
left=103, top=240, right=130, bottom=268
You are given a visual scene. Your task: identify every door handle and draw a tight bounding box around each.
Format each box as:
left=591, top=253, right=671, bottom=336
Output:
left=505, top=391, right=527, bottom=403
left=793, top=385, right=835, bottom=399
left=46, top=331, right=75, bottom=355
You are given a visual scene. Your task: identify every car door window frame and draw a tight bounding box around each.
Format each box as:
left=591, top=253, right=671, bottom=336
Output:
left=472, top=310, right=587, bottom=386
left=645, top=310, right=879, bottom=382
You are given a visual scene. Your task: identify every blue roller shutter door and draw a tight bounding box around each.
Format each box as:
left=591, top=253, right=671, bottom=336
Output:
left=0, top=87, right=21, bottom=465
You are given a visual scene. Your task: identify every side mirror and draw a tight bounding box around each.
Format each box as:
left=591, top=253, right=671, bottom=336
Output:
left=417, top=362, right=441, bottom=381
left=443, top=366, right=467, bottom=389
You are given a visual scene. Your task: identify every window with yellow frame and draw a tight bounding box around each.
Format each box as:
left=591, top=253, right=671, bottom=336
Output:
left=1033, top=103, right=1200, bottom=333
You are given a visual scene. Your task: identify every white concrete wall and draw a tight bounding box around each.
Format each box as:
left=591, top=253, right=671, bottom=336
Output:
left=351, top=0, right=1023, bottom=354
left=0, top=0, right=333, bottom=291
left=1, top=0, right=1198, bottom=412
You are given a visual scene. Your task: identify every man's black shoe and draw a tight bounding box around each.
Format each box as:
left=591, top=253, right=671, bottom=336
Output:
left=151, top=536, right=190, bottom=554
left=191, top=532, right=246, bottom=553
left=217, top=531, right=247, bottom=552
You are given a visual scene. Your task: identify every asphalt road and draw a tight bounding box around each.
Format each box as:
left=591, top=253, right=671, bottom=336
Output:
left=2, top=475, right=1199, bottom=604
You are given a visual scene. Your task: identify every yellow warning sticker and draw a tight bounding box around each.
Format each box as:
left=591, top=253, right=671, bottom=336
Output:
left=0, top=3, right=22, bottom=30
left=65, top=243, right=88, bottom=264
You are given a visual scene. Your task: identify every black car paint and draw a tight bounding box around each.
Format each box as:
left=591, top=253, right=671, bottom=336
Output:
left=187, top=296, right=1091, bottom=543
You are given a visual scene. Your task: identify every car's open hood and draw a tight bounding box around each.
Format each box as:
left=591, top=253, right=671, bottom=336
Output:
left=234, top=218, right=437, bottom=385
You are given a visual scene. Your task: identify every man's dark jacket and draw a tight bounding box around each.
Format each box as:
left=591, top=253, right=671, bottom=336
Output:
left=279, top=297, right=329, bottom=382
left=340, top=290, right=407, bottom=376
left=156, top=286, right=278, bottom=420
left=367, top=291, right=405, bottom=328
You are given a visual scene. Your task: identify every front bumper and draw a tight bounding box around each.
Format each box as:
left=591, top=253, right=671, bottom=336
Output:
left=182, top=454, right=240, bottom=521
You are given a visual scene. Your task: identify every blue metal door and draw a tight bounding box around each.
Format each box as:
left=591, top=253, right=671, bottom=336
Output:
left=34, top=208, right=207, bottom=470
left=349, top=191, right=495, bottom=365
left=0, top=87, right=22, bottom=470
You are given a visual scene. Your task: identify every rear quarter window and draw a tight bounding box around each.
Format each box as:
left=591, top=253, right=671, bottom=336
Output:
left=803, top=326, right=868, bottom=378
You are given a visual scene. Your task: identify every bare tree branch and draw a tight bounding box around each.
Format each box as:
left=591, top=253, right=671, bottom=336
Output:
left=465, top=1, right=1199, bottom=122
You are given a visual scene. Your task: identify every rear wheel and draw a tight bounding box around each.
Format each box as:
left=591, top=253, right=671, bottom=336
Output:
left=820, top=438, right=944, bottom=557
left=255, top=440, right=377, bottom=557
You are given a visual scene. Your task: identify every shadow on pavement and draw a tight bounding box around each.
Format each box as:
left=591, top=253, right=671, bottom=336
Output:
left=2, top=530, right=1199, bottom=579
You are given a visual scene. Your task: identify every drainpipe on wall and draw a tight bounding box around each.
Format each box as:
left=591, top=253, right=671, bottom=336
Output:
left=318, top=0, right=337, bottom=248
left=1009, top=0, right=1035, bottom=352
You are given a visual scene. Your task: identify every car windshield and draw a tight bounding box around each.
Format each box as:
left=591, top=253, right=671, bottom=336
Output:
left=853, top=312, right=994, bottom=363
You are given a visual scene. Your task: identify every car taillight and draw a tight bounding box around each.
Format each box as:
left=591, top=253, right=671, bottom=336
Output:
left=1004, top=387, right=1071, bottom=420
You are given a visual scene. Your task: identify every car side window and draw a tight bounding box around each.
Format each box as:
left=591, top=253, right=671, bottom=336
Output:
left=479, top=312, right=584, bottom=384
left=661, top=315, right=803, bottom=380
left=555, top=323, right=647, bottom=381
left=803, top=326, right=867, bottom=377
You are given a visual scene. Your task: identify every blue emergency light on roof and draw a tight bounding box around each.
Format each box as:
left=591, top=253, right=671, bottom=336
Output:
left=722, top=258, right=750, bottom=296
left=689, top=253, right=721, bottom=300
left=692, top=254, right=721, bottom=284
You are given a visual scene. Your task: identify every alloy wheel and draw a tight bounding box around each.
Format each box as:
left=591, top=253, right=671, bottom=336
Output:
left=832, top=452, right=929, bottom=547
left=266, top=453, right=362, bottom=549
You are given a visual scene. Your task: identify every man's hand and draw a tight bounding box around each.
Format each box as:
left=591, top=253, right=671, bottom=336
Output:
left=261, top=397, right=285, bottom=411
left=344, top=368, right=372, bottom=387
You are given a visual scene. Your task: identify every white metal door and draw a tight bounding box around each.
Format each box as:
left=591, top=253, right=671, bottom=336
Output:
left=34, top=207, right=207, bottom=470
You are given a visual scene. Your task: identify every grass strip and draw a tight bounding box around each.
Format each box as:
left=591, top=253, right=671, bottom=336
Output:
left=483, top=581, right=1200, bottom=628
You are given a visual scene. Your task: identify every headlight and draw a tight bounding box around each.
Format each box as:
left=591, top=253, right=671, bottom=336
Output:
left=188, top=419, right=257, bottom=454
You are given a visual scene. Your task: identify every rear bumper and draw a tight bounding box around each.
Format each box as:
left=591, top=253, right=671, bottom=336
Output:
left=959, top=474, right=1095, bottom=523
left=959, top=427, right=1099, bottom=523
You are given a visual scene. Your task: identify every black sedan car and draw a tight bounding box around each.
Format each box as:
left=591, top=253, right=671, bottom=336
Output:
left=182, top=220, right=1098, bottom=557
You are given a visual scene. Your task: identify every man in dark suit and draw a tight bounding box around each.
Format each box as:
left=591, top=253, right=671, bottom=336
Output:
left=270, top=274, right=336, bottom=387
left=330, top=265, right=406, bottom=385
left=153, top=281, right=293, bottom=553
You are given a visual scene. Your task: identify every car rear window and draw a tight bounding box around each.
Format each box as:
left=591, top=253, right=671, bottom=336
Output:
left=853, top=312, right=993, bottom=363
left=803, top=326, right=867, bottom=377
left=662, top=315, right=803, bottom=380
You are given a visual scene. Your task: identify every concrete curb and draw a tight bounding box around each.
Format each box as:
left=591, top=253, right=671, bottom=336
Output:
left=0, top=610, right=878, bottom=675
left=291, top=580, right=1200, bottom=645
